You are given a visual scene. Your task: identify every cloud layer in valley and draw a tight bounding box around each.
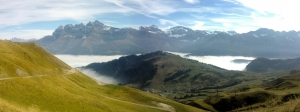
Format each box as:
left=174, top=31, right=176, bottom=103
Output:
left=78, top=68, right=120, bottom=84
left=54, top=55, right=123, bottom=68
left=54, top=55, right=123, bottom=84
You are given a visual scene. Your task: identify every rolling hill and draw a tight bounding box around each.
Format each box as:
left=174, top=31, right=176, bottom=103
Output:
left=0, top=40, right=203, bottom=112
left=82, top=51, right=300, bottom=111
left=83, top=51, right=262, bottom=89
left=203, top=71, right=300, bottom=111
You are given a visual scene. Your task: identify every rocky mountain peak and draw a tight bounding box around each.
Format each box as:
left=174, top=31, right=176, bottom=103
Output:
left=165, top=26, right=194, bottom=38
left=139, top=25, right=159, bottom=30
left=51, top=21, right=108, bottom=38
left=254, top=28, right=275, bottom=34
left=139, top=25, right=164, bottom=34
left=53, top=25, right=64, bottom=37
left=63, top=24, right=74, bottom=32
left=86, top=21, right=93, bottom=26
left=73, top=23, right=86, bottom=33
left=150, top=25, right=158, bottom=29
left=54, top=25, right=64, bottom=32
left=93, top=20, right=104, bottom=26
left=226, top=31, right=237, bottom=35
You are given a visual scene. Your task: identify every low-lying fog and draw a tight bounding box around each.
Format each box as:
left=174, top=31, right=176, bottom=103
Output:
left=55, top=52, right=255, bottom=84
left=166, top=51, right=255, bottom=71
left=55, top=55, right=124, bottom=67
left=77, top=68, right=120, bottom=84
left=55, top=55, right=123, bottom=84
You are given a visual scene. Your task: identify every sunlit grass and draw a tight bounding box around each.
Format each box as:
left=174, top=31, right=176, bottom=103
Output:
left=0, top=73, right=202, bottom=111
left=0, top=40, right=203, bottom=112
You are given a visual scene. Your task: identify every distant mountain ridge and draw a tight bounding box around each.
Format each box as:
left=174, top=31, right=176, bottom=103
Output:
left=10, top=37, right=37, bottom=42
left=36, top=20, right=300, bottom=58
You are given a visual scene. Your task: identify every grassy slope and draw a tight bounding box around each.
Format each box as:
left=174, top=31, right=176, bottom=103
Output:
left=0, top=40, right=71, bottom=78
left=0, top=40, right=203, bottom=112
left=0, top=73, right=202, bottom=112
left=83, top=52, right=300, bottom=111
left=203, top=72, right=300, bottom=111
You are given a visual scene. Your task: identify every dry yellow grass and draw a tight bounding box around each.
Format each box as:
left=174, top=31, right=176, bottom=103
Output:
left=0, top=97, right=41, bottom=112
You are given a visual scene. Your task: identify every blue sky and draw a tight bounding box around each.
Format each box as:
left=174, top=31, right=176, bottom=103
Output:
left=0, top=0, right=299, bottom=39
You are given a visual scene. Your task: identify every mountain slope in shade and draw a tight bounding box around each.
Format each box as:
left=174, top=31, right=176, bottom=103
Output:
left=246, top=57, right=300, bottom=73
left=0, top=40, right=203, bottom=112
left=204, top=71, right=300, bottom=111
left=83, top=51, right=261, bottom=93
left=85, top=51, right=300, bottom=111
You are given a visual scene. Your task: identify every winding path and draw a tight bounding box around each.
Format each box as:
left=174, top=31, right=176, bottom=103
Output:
left=0, top=69, right=176, bottom=112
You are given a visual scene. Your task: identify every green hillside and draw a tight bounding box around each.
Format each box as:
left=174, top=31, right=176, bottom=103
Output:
left=82, top=51, right=300, bottom=111
left=0, top=40, right=71, bottom=78
left=201, top=70, right=300, bottom=111
left=0, top=40, right=203, bottom=112
left=84, top=51, right=261, bottom=89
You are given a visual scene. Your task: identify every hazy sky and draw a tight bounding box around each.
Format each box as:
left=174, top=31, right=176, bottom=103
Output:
left=0, top=0, right=299, bottom=39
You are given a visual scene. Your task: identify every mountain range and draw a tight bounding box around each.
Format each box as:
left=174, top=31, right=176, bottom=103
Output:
left=36, top=20, right=300, bottom=58
left=10, top=37, right=37, bottom=42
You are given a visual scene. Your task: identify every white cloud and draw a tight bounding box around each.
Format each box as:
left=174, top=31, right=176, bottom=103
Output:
left=222, top=0, right=239, bottom=4
left=0, top=0, right=130, bottom=28
left=1, top=0, right=299, bottom=39
left=184, top=0, right=200, bottom=4
left=181, top=7, right=219, bottom=13
left=190, top=21, right=205, bottom=30
left=211, top=18, right=246, bottom=23
left=79, top=68, right=119, bottom=84
left=159, top=19, right=179, bottom=26
left=105, top=0, right=178, bottom=17
left=233, top=27, right=257, bottom=33
left=236, top=0, right=300, bottom=31
left=0, top=30, right=53, bottom=39
left=54, top=54, right=123, bottom=67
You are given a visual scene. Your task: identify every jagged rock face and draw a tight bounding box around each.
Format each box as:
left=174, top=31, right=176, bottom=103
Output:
left=165, top=26, right=209, bottom=41
left=63, top=24, right=73, bottom=33
left=51, top=21, right=108, bottom=39
left=36, top=21, right=300, bottom=57
left=93, top=20, right=104, bottom=26
left=52, top=25, right=64, bottom=37
left=37, top=21, right=180, bottom=55
left=139, top=25, right=164, bottom=33
left=86, top=21, right=94, bottom=33
left=73, top=23, right=86, bottom=33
